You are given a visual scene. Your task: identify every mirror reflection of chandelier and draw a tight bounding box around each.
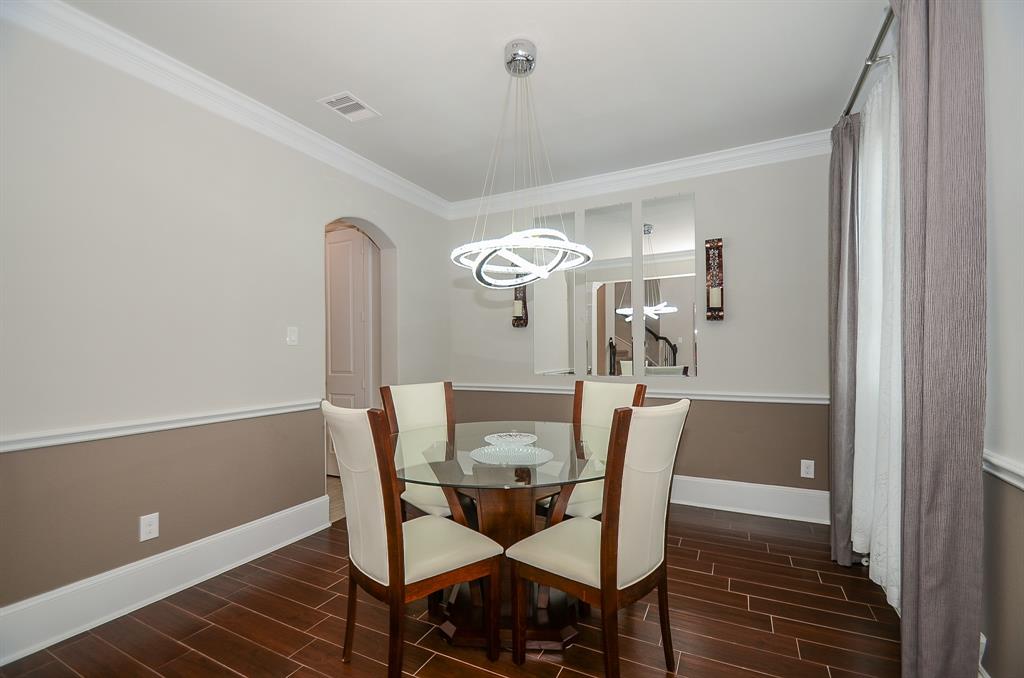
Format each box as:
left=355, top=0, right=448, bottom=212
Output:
left=450, top=40, right=592, bottom=289
left=615, top=224, right=679, bottom=322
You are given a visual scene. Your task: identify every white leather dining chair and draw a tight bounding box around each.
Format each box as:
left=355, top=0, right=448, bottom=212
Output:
left=507, top=399, right=690, bottom=678
left=321, top=400, right=502, bottom=677
left=380, top=381, right=455, bottom=518
left=551, top=380, right=647, bottom=520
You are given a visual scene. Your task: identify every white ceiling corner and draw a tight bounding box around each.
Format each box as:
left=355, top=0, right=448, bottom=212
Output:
left=8, top=0, right=868, bottom=220
left=0, top=0, right=450, bottom=217
left=443, top=129, right=831, bottom=220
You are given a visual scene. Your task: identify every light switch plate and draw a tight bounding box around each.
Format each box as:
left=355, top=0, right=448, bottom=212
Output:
left=139, top=513, right=159, bottom=541
left=286, top=326, right=299, bottom=346
left=800, top=459, right=815, bottom=479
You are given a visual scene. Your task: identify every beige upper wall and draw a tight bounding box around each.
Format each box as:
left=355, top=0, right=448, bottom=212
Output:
left=0, top=23, right=450, bottom=439
left=446, top=154, right=830, bottom=398
left=980, top=2, right=1023, bottom=675
left=982, top=0, right=1023, bottom=467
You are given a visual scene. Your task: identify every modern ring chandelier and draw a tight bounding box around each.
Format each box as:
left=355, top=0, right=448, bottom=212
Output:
left=615, top=224, right=679, bottom=322
left=450, top=39, right=592, bottom=290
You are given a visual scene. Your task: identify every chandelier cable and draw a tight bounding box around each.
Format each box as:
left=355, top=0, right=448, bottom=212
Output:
left=473, top=77, right=514, bottom=243
left=453, top=39, right=593, bottom=290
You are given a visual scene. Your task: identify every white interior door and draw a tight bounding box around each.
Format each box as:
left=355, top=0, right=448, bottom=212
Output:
left=325, top=227, right=378, bottom=475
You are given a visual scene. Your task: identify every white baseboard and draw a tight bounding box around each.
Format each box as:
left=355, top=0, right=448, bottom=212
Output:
left=670, top=474, right=830, bottom=525
left=977, top=632, right=989, bottom=678
left=0, top=495, right=330, bottom=666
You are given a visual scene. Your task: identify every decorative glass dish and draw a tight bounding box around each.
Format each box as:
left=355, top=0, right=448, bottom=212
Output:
left=469, top=445, right=554, bottom=466
left=484, top=432, right=538, bottom=446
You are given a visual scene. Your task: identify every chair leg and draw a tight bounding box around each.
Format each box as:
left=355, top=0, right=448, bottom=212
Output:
left=536, top=500, right=553, bottom=609
left=486, top=560, right=501, bottom=661
left=446, top=583, right=461, bottom=606
left=600, top=599, right=620, bottom=678
left=657, top=569, right=675, bottom=671
left=427, top=589, right=444, bottom=616
left=511, top=563, right=527, bottom=665
left=537, top=584, right=550, bottom=609
left=387, top=598, right=405, bottom=678
left=342, top=575, right=358, bottom=662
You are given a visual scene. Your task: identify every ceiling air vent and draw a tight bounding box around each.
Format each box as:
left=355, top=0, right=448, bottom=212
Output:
left=318, top=91, right=380, bottom=122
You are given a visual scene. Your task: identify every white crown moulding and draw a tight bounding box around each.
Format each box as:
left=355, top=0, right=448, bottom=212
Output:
left=3, top=0, right=833, bottom=222
left=0, top=0, right=449, bottom=217
left=444, top=129, right=832, bottom=220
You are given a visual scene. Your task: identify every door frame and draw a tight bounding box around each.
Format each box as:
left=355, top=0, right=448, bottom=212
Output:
left=323, top=218, right=391, bottom=478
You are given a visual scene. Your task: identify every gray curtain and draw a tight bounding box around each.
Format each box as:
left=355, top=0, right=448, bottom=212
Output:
left=828, top=114, right=860, bottom=567
left=892, top=1, right=987, bottom=676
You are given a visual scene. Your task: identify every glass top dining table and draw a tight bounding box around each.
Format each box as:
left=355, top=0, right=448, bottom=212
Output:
left=393, top=420, right=609, bottom=650
left=392, top=420, right=610, bottom=490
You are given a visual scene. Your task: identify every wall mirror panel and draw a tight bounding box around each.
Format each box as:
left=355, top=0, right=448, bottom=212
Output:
left=531, top=195, right=696, bottom=378
left=639, top=196, right=696, bottom=377
left=583, top=203, right=634, bottom=376
left=532, top=212, right=577, bottom=375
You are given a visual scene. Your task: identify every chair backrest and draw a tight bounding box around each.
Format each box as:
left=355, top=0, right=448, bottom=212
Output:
left=574, top=380, right=647, bottom=430
left=321, top=401, right=403, bottom=587
left=381, top=381, right=454, bottom=433
left=600, top=400, right=690, bottom=590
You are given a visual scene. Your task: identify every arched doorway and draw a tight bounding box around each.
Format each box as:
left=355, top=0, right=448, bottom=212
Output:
left=323, top=218, right=390, bottom=521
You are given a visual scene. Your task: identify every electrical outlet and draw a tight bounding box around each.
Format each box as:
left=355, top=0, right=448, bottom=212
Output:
left=139, top=513, right=159, bottom=541
left=800, top=459, right=815, bottom=479
left=286, top=326, right=299, bottom=346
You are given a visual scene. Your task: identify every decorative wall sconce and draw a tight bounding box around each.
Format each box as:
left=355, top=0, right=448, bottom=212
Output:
left=512, top=285, right=529, bottom=327
left=705, top=238, right=724, bottom=320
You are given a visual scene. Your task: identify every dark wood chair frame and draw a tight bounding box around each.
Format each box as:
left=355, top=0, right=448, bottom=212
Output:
left=341, top=408, right=501, bottom=678
left=572, top=380, right=648, bottom=445
left=380, top=381, right=468, bottom=520
left=380, top=378, right=471, bottom=518
left=380, top=381, right=475, bottom=613
left=543, top=380, right=647, bottom=523
left=380, top=381, right=457, bottom=445
left=535, top=381, right=647, bottom=612
left=512, top=406, right=675, bottom=678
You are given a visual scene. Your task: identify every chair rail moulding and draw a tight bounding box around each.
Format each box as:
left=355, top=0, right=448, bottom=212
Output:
left=982, top=449, right=1024, bottom=492
left=0, top=0, right=831, bottom=223
left=452, top=383, right=829, bottom=405
left=0, top=400, right=323, bottom=453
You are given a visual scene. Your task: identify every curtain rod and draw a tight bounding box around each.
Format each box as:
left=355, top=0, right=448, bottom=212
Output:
left=842, top=7, right=896, bottom=116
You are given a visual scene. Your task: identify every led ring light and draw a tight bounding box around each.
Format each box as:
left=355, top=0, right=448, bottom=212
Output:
left=450, top=228, right=593, bottom=290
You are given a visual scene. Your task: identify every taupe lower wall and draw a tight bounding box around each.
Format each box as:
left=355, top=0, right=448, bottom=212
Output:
left=0, top=409, right=324, bottom=607
left=453, top=390, right=830, bottom=491
left=981, top=473, right=1024, bottom=677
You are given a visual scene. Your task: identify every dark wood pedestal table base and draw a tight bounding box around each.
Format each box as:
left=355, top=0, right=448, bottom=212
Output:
left=392, top=420, right=609, bottom=651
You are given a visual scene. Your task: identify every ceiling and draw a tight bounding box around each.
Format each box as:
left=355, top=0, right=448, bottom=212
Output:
left=67, top=0, right=887, bottom=202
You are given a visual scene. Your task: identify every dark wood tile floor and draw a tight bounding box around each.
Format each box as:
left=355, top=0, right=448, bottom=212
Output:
left=2, top=506, right=900, bottom=678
